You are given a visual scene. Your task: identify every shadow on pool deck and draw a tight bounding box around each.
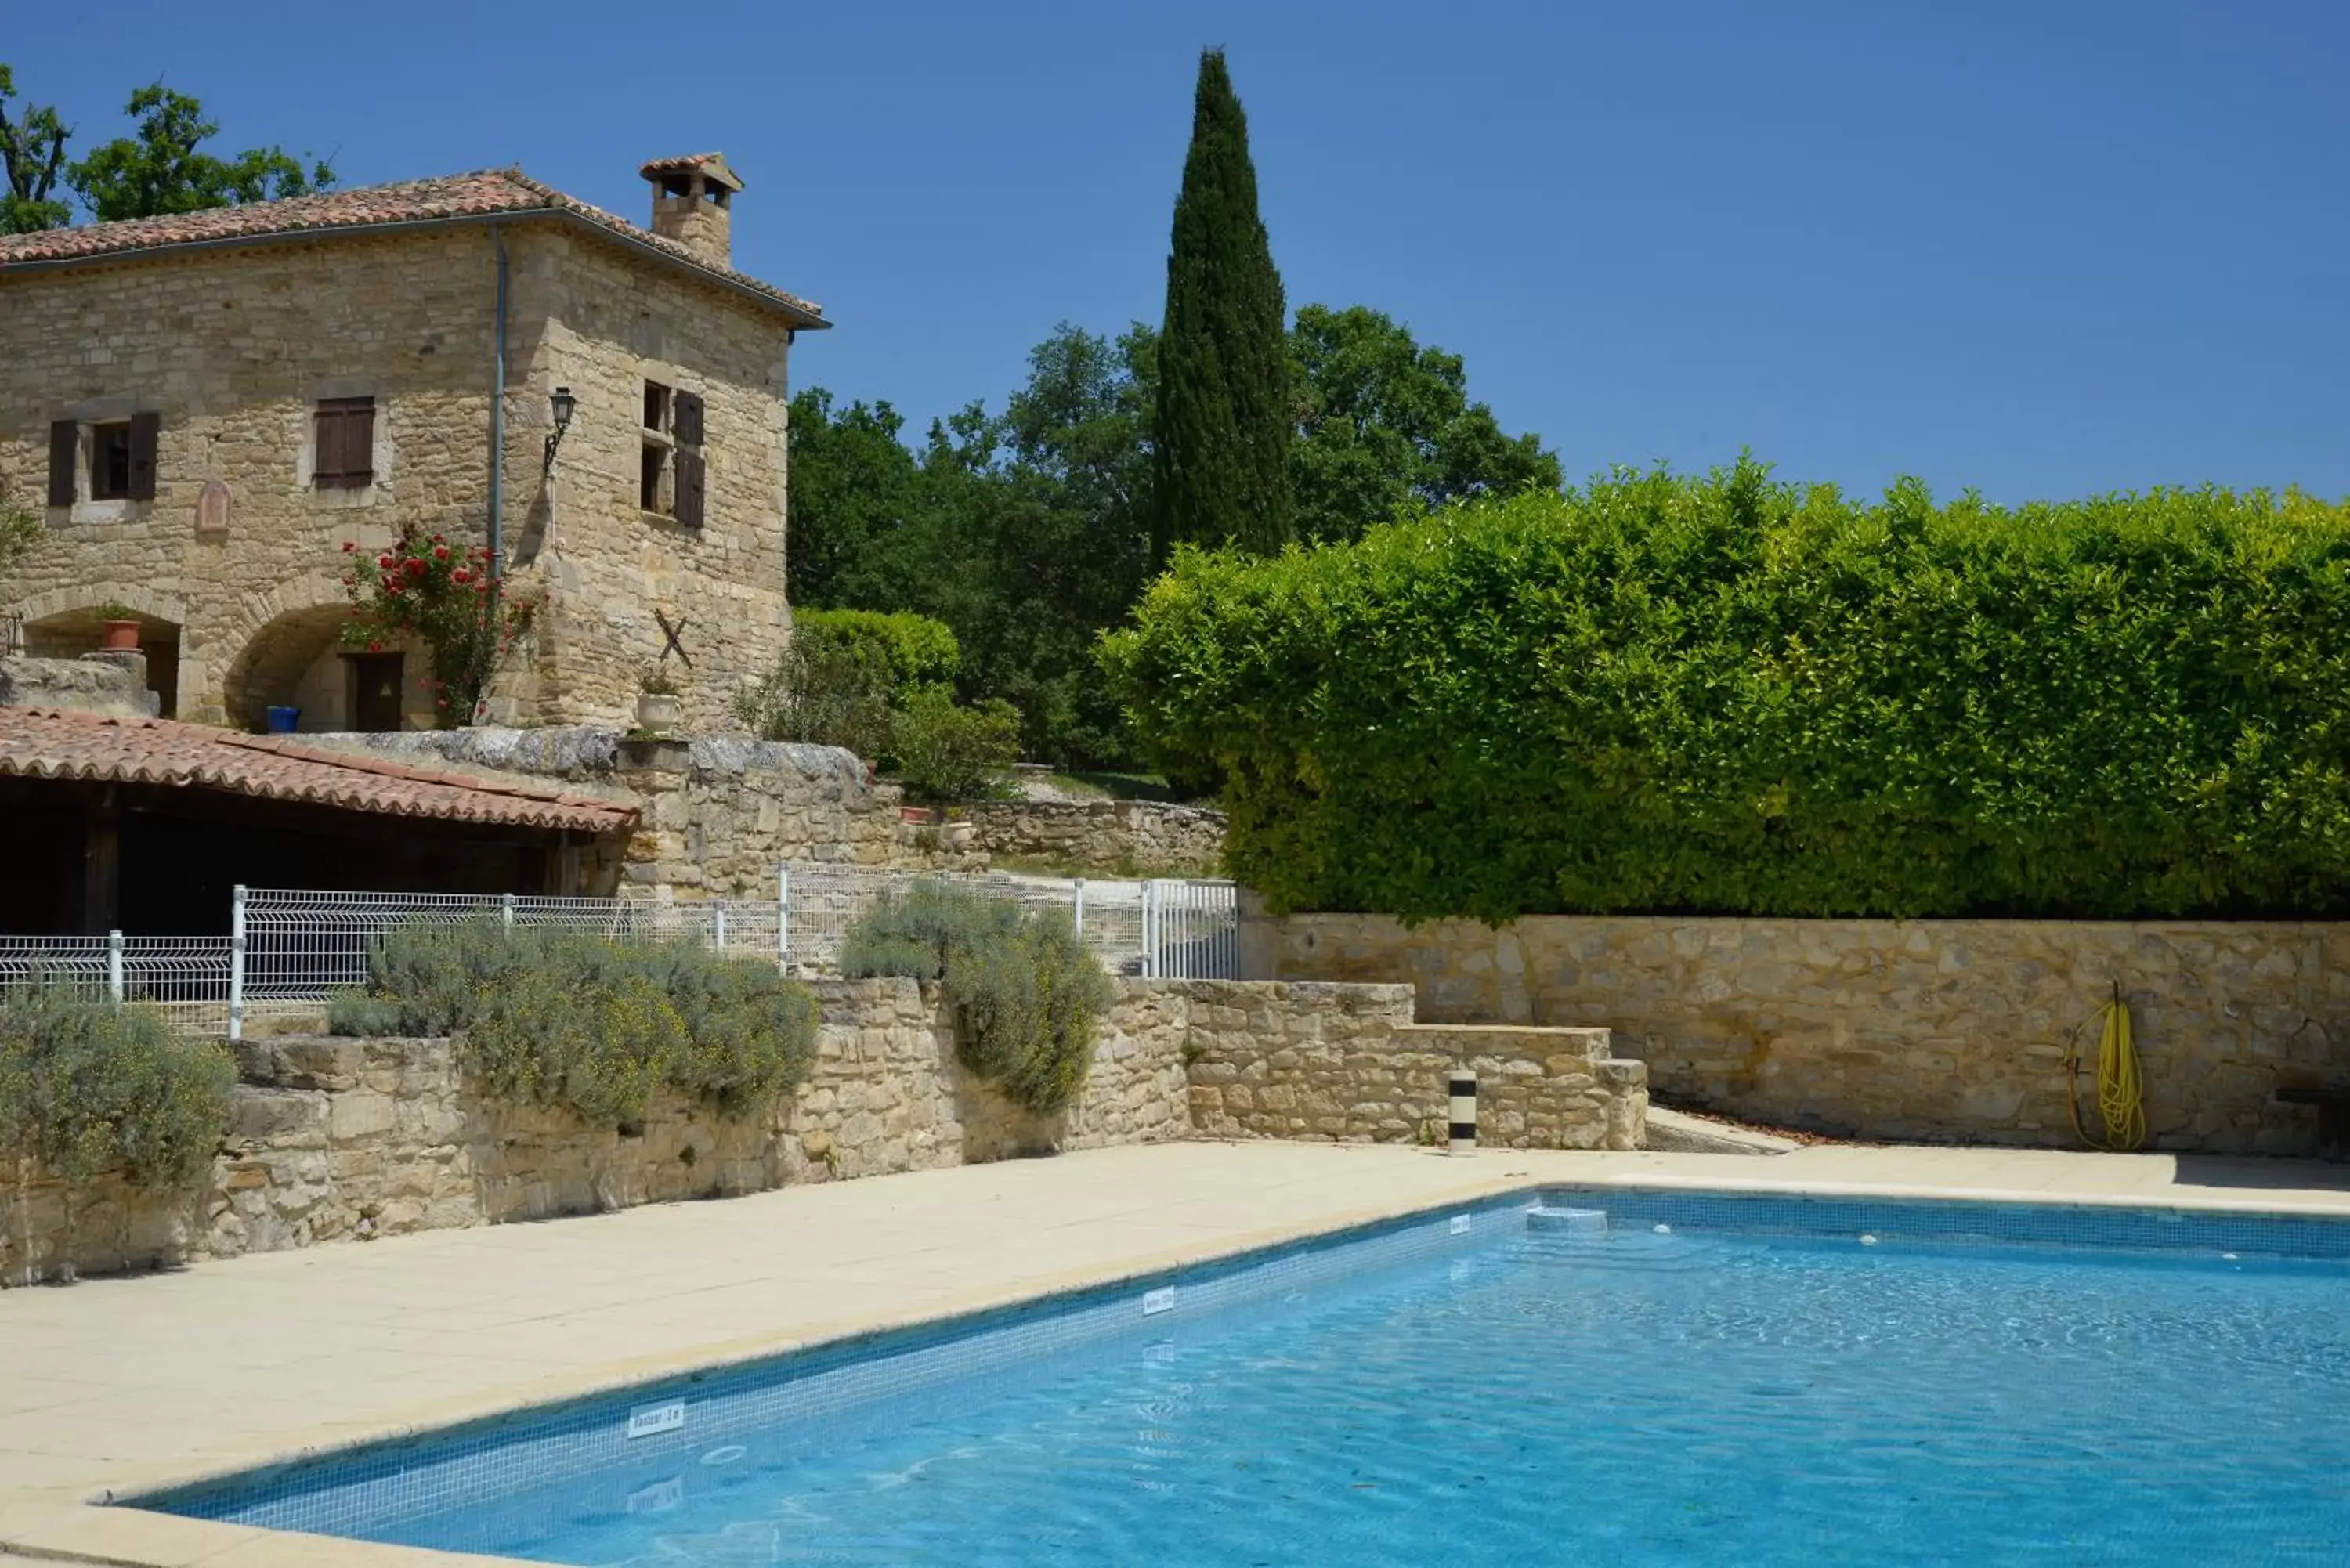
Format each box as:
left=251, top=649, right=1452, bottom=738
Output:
left=2167, top=1154, right=2350, bottom=1192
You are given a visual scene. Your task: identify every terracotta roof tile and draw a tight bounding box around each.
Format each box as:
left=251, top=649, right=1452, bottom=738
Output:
left=0, top=707, right=636, bottom=836
left=638, top=153, right=726, bottom=175
left=0, top=167, right=825, bottom=324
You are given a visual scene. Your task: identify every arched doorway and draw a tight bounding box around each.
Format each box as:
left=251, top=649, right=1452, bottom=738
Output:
left=22, top=604, right=184, bottom=717
left=220, top=605, right=432, bottom=733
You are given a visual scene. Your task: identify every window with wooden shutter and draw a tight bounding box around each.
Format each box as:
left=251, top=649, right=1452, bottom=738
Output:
left=47, top=420, right=77, bottom=507
left=313, top=397, right=377, bottom=489
left=128, top=411, right=160, bottom=501
left=672, top=390, right=705, bottom=449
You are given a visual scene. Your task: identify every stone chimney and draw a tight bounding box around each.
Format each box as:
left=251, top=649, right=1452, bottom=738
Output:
left=640, top=153, right=742, bottom=269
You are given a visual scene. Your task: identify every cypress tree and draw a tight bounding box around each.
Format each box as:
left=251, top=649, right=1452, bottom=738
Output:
left=1154, top=49, right=1291, bottom=561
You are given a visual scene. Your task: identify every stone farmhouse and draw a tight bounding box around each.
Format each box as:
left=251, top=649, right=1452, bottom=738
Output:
left=0, top=153, right=826, bottom=734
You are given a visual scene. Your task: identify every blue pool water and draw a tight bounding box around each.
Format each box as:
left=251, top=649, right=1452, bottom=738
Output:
left=150, top=1192, right=2350, bottom=1565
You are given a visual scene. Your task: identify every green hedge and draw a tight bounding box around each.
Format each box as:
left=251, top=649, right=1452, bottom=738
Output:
left=329, top=920, right=820, bottom=1127
left=1103, top=461, right=2350, bottom=920
left=0, top=985, right=234, bottom=1190
left=840, top=880, right=1113, bottom=1115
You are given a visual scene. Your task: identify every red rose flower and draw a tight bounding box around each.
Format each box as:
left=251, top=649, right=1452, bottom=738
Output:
left=450, top=567, right=469, bottom=584
left=432, top=544, right=450, bottom=561
left=404, top=558, right=426, bottom=576
left=377, top=553, right=396, bottom=569
left=341, top=540, right=356, bottom=553
left=367, top=641, right=384, bottom=653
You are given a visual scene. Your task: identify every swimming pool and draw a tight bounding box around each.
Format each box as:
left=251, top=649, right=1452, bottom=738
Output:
left=144, top=1189, right=2350, bottom=1565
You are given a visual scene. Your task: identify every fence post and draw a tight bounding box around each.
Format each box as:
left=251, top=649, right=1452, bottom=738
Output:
left=777, top=865, right=790, bottom=974
left=107, top=929, right=125, bottom=1004
left=501, top=892, right=516, bottom=930
left=1072, top=878, right=1086, bottom=940
left=714, top=904, right=728, bottom=953
left=1142, top=881, right=1159, bottom=979
left=228, top=883, right=247, bottom=1042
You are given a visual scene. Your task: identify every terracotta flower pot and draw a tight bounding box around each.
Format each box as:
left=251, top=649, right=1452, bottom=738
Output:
left=99, top=618, right=140, bottom=652
left=901, top=805, right=938, bottom=827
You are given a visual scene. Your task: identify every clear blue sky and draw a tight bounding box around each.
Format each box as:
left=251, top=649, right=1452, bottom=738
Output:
left=11, top=0, right=2347, bottom=503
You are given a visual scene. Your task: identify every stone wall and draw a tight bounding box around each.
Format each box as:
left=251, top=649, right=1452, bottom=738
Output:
left=515, top=233, right=795, bottom=732
left=963, top=799, right=1227, bottom=876
left=0, top=652, right=154, bottom=717
left=1181, top=981, right=1647, bottom=1151
left=1245, top=910, right=2349, bottom=1154
left=0, top=219, right=797, bottom=735
left=0, top=977, right=1195, bottom=1284
left=332, top=726, right=902, bottom=893
left=0, top=977, right=1640, bottom=1284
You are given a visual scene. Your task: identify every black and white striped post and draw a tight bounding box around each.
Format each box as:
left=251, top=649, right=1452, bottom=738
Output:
left=1448, top=1070, right=1478, bottom=1154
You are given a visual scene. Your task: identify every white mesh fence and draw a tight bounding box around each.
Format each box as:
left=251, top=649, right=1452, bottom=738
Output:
left=779, top=862, right=1236, bottom=980
left=240, top=889, right=786, bottom=1009
left=0, top=870, right=1237, bottom=1039
left=0, top=934, right=237, bottom=1035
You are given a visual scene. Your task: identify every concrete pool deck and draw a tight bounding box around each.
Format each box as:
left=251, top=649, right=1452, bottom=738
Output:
left=5, top=1138, right=2350, bottom=1566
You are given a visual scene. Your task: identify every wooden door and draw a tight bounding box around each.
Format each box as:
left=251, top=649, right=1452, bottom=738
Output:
left=351, top=652, right=405, bottom=732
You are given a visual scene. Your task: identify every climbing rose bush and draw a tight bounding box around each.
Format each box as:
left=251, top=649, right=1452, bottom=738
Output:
left=338, top=522, right=532, bottom=725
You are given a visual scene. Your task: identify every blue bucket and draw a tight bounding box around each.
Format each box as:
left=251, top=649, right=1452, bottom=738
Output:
left=264, top=706, right=301, bottom=734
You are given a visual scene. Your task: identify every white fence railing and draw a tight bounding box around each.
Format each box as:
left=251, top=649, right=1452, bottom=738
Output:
left=0, top=934, right=237, bottom=1035
left=0, top=869, right=1240, bottom=1039
left=778, top=862, right=1236, bottom=981
left=239, top=889, right=786, bottom=1017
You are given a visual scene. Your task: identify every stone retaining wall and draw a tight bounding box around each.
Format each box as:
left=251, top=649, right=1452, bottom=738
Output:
left=1244, top=910, right=2348, bottom=1154
left=2, top=976, right=1641, bottom=1284
left=1183, top=981, right=1647, bottom=1151
left=329, top=727, right=903, bottom=894
left=1, top=977, right=1195, bottom=1283
left=962, top=800, right=1226, bottom=876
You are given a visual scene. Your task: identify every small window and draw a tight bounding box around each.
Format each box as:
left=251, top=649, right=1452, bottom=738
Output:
left=643, top=381, right=672, bottom=433
left=314, top=396, right=377, bottom=489
left=89, top=421, right=132, bottom=500
left=640, top=443, right=671, bottom=515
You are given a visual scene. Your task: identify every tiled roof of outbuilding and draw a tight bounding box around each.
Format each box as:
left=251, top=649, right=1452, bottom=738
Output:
left=0, top=707, right=637, bottom=835
left=0, top=168, right=825, bottom=324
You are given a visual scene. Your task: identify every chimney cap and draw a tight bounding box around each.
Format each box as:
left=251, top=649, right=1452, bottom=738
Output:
left=639, top=152, right=743, bottom=193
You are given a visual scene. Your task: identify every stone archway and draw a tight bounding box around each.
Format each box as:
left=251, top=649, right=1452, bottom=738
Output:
left=17, top=588, right=189, bottom=718
left=219, top=604, right=358, bottom=732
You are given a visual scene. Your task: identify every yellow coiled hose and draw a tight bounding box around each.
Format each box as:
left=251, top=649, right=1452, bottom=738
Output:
left=2066, top=985, right=2146, bottom=1152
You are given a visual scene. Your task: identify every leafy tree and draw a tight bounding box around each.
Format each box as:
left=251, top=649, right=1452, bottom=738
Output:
left=0, top=64, right=70, bottom=233
left=787, top=326, right=1161, bottom=767
left=1290, top=305, right=1562, bottom=542
left=1154, top=49, right=1290, bottom=561
left=785, top=389, right=927, bottom=611
left=67, top=84, right=332, bottom=222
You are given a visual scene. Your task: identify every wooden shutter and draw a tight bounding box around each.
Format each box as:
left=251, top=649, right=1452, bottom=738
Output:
left=673, top=389, right=705, bottom=449
left=314, top=398, right=375, bottom=486
left=675, top=447, right=705, bottom=528
left=344, top=399, right=375, bottom=485
left=127, top=411, right=160, bottom=501
left=312, top=404, right=342, bottom=484
left=47, top=420, right=77, bottom=507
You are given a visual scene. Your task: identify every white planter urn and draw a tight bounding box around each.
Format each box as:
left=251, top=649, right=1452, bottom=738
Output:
left=636, top=692, right=683, bottom=731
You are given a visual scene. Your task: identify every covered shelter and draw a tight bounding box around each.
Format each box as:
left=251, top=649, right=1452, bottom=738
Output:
left=0, top=707, right=635, bottom=934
